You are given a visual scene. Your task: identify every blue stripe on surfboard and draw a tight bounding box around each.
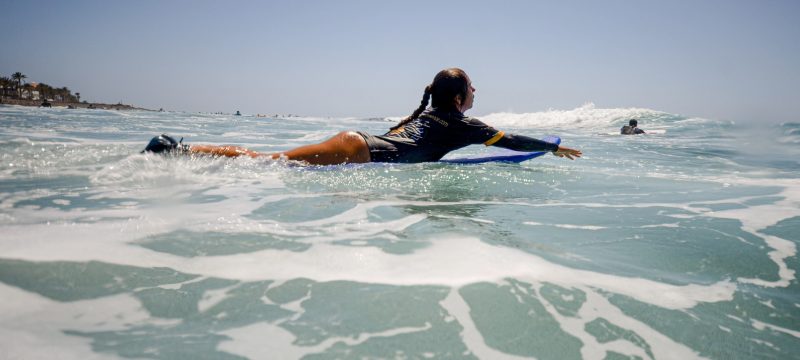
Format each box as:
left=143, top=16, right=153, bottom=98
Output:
left=440, top=135, right=561, bottom=164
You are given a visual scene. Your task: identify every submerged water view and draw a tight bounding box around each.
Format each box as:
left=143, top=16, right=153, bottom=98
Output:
left=1, top=104, right=798, bottom=359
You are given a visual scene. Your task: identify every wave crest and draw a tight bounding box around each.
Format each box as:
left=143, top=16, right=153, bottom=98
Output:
left=479, top=103, right=709, bottom=131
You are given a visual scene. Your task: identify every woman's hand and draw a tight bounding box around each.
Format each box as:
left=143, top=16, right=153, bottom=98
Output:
left=553, top=145, right=582, bottom=160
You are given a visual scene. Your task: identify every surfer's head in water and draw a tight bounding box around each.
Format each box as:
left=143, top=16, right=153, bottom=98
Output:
left=141, top=134, right=189, bottom=154
left=621, top=119, right=645, bottom=135
left=390, top=68, right=475, bottom=131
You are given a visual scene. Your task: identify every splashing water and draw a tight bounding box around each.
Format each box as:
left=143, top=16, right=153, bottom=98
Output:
left=0, top=104, right=798, bottom=359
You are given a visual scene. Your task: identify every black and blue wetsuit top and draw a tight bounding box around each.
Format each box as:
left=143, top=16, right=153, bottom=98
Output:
left=358, top=108, right=558, bottom=163
left=358, top=108, right=500, bottom=163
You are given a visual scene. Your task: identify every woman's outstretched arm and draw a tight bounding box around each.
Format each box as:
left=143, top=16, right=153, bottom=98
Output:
left=493, top=133, right=583, bottom=160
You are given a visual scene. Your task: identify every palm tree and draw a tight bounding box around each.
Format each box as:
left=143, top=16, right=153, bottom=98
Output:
left=0, top=76, right=12, bottom=98
left=59, top=86, right=72, bottom=102
left=12, top=72, right=26, bottom=98
left=75, top=92, right=80, bottom=103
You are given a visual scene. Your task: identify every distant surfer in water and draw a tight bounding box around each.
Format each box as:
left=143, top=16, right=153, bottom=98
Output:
left=620, top=119, right=646, bottom=135
left=143, top=68, right=582, bottom=165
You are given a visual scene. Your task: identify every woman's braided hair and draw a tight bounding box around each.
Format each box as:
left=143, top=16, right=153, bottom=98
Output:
left=390, top=68, right=470, bottom=131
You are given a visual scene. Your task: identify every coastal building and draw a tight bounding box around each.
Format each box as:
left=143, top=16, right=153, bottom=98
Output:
left=20, top=82, right=41, bottom=100
left=20, top=90, right=40, bottom=101
left=1, top=75, right=80, bottom=104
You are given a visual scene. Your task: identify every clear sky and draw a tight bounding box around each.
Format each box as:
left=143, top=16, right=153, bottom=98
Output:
left=2, top=0, right=798, bottom=123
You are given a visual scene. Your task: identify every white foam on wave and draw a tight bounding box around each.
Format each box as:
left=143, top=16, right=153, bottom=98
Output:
left=702, top=178, right=800, bottom=288
left=8, top=159, right=798, bottom=297
left=524, top=221, right=608, bottom=230
left=5, top=174, right=734, bottom=358
left=751, top=319, right=800, bottom=339
left=218, top=319, right=434, bottom=359
left=0, top=214, right=735, bottom=311
left=217, top=274, right=711, bottom=360
left=477, top=103, right=674, bottom=131
left=0, top=282, right=135, bottom=360
left=437, top=289, right=533, bottom=360
left=90, top=153, right=287, bottom=190
left=1, top=162, right=748, bottom=309
left=507, top=170, right=800, bottom=291
left=531, top=196, right=797, bottom=290
left=1, top=210, right=730, bottom=360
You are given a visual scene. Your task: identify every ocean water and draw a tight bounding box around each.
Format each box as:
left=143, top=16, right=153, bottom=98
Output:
left=0, top=104, right=798, bottom=360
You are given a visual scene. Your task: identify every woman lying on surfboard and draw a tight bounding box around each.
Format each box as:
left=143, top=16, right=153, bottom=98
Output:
left=143, top=68, right=582, bottom=165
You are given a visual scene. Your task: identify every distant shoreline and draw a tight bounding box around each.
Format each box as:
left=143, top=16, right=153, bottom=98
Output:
left=0, top=98, right=152, bottom=111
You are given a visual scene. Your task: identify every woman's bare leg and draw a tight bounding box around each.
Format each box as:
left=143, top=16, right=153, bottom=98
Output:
left=187, top=131, right=371, bottom=165
left=273, top=131, right=371, bottom=165
left=189, top=145, right=263, bottom=158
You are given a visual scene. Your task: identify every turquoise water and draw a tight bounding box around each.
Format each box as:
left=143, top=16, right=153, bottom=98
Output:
left=0, top=104, right=798, bottom=359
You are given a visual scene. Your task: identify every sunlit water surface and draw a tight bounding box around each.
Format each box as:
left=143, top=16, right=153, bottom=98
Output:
left=1, top=104, right=798, bottom=359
